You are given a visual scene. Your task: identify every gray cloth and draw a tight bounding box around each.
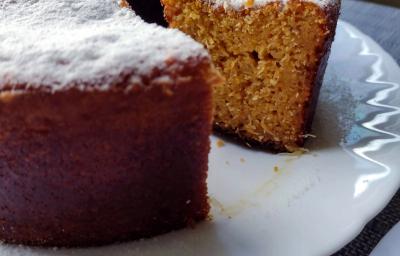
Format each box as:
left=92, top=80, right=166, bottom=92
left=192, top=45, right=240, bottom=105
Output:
left=333, top=191, right=400, bottom=255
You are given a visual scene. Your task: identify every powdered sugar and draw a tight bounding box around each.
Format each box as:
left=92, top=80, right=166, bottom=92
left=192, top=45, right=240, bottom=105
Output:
left=204, top=0, right=338, bottom=10
left=0, top=0, right=208, bottom=91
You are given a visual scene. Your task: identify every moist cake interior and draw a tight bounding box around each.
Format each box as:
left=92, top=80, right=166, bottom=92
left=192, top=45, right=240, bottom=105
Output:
left=163, top=0, right=336, bottom=151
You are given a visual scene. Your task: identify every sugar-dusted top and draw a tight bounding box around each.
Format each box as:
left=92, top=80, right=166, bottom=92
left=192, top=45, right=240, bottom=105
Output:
left=0, top=0, right=208, bottom=91
left=204, top=0, right=339, bottom=10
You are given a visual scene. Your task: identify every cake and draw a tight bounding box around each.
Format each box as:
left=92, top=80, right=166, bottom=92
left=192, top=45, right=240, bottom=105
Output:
left=162, top=0, right=341, bottom=152
left=0, top=0, right=222, bottom=247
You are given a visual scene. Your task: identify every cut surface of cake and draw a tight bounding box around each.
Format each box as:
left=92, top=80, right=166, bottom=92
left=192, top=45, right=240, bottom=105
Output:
left=163, top=0, right=341, bottom=151
left=0, top=0, right=221, bottom=247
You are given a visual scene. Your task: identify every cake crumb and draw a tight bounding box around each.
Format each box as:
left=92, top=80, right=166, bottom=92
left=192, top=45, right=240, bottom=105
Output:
left=245, top=0, right=255, bottom=7
left=119, top=0, right=129, bottom=8
left=300, top=134, right=317, bottom=138
left=209, top=197, right=233, bottom=219
left=216, top=139, right=225, bottom=148
left=209, top=197, right=224, bottom=211
left=240, top=158, right=245, bottom=163
left=288, top=148, right=309, bottom=157
left=0, top=92, right=16, bottom=104
left=273, top=166, right=279, bottom=173
left=161, top=84, right=174, bottom=96
left=297, top=148, right=309, bottom=153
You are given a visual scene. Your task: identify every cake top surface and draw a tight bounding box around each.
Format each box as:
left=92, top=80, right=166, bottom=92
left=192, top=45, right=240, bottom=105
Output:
left=205, top=0, right=339, bottom=9
left=0, top=0, right=208, bottom=91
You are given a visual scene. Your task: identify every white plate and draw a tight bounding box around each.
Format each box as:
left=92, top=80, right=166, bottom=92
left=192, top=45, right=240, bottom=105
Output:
left=1, top=20, right=400, bottom=256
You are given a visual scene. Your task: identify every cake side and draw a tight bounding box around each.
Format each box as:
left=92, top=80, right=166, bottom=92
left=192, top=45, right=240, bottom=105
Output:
left=0, top=58, right=219, bottom=247
left=163, top=0, right=340, bottom=152
left=0, top=0, right=223, bottom=247
left=301, top=0, right=341, bottom=141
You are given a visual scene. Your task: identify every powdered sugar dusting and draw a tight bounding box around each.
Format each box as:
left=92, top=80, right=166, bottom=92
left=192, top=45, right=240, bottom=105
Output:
left=204, top=0, right=338, bottom=10
left=0, top=0, right=208, bottom=91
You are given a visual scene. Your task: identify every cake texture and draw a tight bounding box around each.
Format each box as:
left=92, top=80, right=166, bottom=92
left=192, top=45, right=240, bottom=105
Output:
left=0, top=0, right=221, bottom=247
left=163, top=0, right=341, bottom=152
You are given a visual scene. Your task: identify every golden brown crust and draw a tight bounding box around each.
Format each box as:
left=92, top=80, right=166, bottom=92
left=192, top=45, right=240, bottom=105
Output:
left=213, top=125, right=288, bottom=152
left=0, top=59, right=219, bottom=247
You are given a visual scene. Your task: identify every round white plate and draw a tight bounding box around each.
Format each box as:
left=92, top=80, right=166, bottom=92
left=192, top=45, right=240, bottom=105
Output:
left=1, top=20, right=400, bottom=256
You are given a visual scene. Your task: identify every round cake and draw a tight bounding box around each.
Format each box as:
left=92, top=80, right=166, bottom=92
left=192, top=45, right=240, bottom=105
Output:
left=0, top=0, right=222, bottom=247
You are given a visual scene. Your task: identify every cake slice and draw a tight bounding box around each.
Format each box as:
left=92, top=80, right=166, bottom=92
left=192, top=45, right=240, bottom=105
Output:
left=163, top=0, right=340, bottom=151
left=0, top=0, right=221, bottom=247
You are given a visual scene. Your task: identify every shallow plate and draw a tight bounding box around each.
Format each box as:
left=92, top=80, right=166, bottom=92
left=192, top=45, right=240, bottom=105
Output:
left=1, top=20, right=400, bottom=256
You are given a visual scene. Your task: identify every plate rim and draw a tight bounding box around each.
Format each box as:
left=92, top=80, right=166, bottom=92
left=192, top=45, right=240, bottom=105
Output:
left=326, top=19, right=400, bottom=255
